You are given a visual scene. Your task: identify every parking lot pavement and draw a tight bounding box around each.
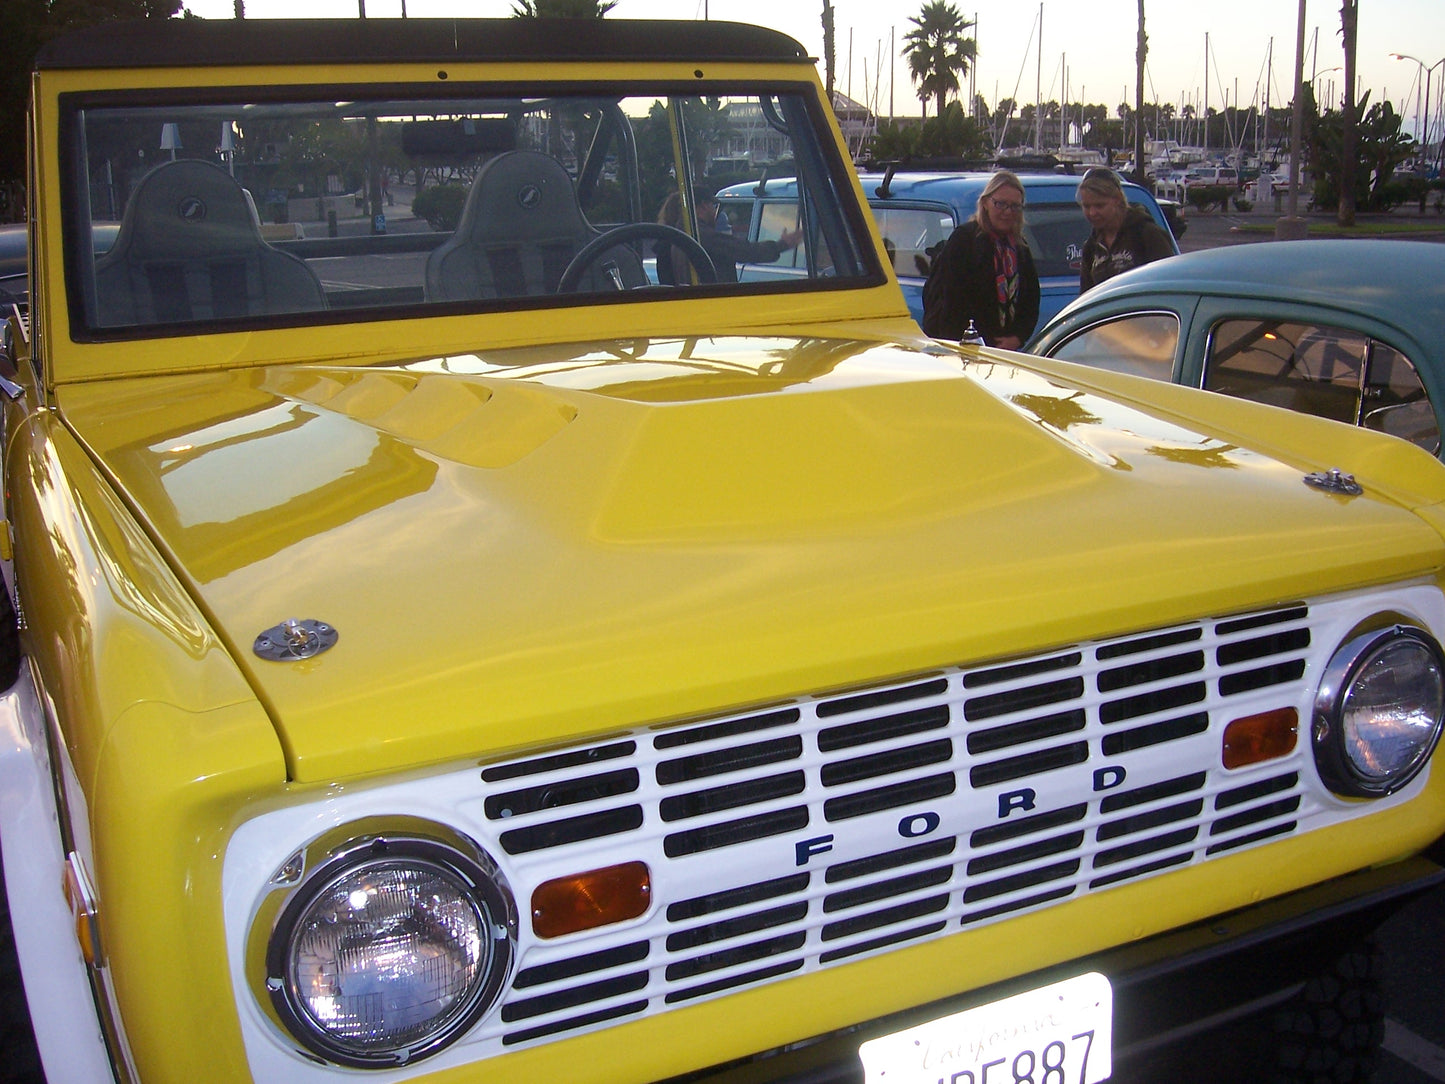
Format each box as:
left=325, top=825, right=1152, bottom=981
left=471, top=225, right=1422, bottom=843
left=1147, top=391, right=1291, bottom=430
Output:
left=1176, top=202, right=1445, bottom=253
left=1375, top=883, right=1445, bottom=1083
left=1123, top=884, right=1445, bottom=1084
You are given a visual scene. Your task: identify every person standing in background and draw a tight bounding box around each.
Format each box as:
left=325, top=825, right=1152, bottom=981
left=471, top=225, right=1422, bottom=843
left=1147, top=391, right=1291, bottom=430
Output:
left=1077, top=167, right=1175, bottom=292
left=921, top=171, right=1039, bottom=348
left=655, top=188, right=801, bottom=285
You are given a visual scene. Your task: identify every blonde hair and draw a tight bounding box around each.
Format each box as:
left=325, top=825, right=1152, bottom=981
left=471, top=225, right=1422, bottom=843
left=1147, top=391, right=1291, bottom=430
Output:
left=658, top=191, right=684, bottom=227
left=1076, top=167, right=1127, bottom=209
left=975, top=170, right=1026, bottom=240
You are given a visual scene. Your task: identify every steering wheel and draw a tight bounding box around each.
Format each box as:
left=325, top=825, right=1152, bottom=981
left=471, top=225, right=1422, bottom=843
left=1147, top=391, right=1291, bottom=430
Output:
left=557, top=223, right=716, bottom=293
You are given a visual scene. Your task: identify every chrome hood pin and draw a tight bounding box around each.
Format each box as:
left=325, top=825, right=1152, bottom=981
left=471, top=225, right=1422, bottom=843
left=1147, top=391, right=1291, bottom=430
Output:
left=254, top=618, right=338, bottom=661
left=1304, top=468, right=1363, bottom=497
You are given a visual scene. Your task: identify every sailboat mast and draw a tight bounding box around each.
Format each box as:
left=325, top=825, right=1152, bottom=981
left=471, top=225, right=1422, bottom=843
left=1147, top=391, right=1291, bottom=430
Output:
left=1035, top=2, right=1043, bottom=151
left=1204, top=33, right=1210, bottom=158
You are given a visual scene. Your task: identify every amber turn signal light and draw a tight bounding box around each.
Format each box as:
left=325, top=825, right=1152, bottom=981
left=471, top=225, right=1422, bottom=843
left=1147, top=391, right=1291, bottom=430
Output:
left=1222, top=707, right=1298, bottom=769
left=531, top=861, right=651, bottom=939
left=62, top=852, right=102, bottom=967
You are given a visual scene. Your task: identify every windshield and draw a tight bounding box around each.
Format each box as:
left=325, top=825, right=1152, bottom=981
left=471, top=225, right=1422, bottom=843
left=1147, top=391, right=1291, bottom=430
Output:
left=62, top=84, right=876, bottom=338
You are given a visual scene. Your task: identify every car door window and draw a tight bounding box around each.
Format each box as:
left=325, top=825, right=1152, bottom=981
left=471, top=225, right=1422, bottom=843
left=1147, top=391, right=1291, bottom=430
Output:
left=757, top=200, right=815, bottom=270
left=867, top=206, right=954, bottom=278
left=1020, top=203, right=1091, bottom=278
left=1363, top=341, right=1439, bottom=453
left=716, top=198, right=755, bottom=240
left=1204, top=319, right=1365, bottom=425
left=1047, top=312, right=1179, bottom=380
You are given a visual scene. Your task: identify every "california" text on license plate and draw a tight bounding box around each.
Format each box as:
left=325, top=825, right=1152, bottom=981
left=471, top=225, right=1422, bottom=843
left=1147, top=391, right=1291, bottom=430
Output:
left=858, top=972, right=1113, bottom=1084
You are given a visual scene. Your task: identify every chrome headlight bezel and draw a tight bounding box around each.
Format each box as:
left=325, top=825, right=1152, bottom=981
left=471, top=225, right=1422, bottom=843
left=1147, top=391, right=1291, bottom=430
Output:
left=262, top=832, right=517, bottom=1069
left=1312, top=623, right=1445, bottom=798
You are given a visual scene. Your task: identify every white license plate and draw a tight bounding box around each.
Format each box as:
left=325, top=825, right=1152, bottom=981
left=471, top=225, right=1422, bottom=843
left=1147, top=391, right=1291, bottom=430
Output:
left=858, top=972, right=1113, bottom=1084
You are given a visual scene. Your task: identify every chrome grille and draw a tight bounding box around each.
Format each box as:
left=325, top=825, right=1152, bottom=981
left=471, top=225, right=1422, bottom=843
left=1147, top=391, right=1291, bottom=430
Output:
left=477, top=601, right=1329, bottom=1048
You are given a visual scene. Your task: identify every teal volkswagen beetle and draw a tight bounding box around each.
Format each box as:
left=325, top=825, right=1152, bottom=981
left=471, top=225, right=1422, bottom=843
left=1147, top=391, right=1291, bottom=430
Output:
left=1028, top=240, right=1445, bottom=457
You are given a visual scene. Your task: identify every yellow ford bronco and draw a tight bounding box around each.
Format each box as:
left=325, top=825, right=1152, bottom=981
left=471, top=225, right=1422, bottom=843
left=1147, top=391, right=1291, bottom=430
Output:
left=2, top=16, right=1444, bottom=1084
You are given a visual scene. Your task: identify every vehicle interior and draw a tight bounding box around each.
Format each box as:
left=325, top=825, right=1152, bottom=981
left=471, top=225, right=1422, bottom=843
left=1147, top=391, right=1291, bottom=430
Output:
left=63, top=86, right=877, bottom=338
left=1204, top=317, right=1440, bottom=453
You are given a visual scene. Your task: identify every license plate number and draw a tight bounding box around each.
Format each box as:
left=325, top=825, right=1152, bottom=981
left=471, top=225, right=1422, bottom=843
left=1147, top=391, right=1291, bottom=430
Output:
left=858, top=972, right=1113, bottom=1084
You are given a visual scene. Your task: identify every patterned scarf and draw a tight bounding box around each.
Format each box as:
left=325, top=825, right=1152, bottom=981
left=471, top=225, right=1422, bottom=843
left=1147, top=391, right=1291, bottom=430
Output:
left=992, top=234, right=1019, bottom=328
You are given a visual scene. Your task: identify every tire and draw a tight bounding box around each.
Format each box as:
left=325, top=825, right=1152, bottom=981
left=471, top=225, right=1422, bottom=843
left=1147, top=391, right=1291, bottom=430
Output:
left=0, top=845, right=45, bottom=1084
left=1270, top=937, right=1385, bottom=1084
left=0, top=579, right=18, bottom=692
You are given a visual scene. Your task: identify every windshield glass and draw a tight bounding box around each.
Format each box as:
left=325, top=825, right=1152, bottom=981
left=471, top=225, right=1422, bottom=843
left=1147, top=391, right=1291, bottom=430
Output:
left=63, top=85, right=875, bottom=338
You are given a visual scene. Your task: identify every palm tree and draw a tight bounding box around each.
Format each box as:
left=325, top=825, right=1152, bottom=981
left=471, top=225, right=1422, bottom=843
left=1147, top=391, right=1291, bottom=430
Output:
left=1133, top=0, right=1146, bottom=184
left=511, top=0, right=617, bottom=16
left=1338, top=0, right=1358, bottom=225
left=822, top=0, right=836, bottom=108
left=902, top=1, right=976, bottom=120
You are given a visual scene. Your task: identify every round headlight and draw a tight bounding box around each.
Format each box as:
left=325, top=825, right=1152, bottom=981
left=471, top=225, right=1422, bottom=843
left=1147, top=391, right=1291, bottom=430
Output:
left=1313, top=624, right=1445, bottom=797
left=266, top=837, right=515, bottom=1068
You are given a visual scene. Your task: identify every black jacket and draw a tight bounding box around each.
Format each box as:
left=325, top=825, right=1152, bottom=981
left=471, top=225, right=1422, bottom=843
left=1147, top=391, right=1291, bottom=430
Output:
left=1079, top=204, right=1175, bottom=291
left=921, top=221, right=1040, bottom=344
left=656, top=231, right=787, bottom=285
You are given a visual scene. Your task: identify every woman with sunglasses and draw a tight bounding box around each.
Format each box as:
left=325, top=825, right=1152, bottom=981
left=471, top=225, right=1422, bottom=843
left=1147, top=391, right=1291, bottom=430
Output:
left=920, top=171, right=1039, bottom=348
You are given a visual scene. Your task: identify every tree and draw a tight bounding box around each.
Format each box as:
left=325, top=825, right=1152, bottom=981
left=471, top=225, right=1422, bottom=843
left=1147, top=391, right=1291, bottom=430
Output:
left=866, top=101, right=991, bottom=162
left=901, top=1, right=976, bottom=120
left=1337, top=0, right=1358, bottom=225
left=822, top=0, right=835, bottom=110
left=1309, top=92, right=1415, bottom=211
left=0, top=0, right=183, bottom=212
left=0, top=0, right=46, bottom=203
left=510, top=0, right=617, bottom=15
left=633, top=97, right=738, bottom=221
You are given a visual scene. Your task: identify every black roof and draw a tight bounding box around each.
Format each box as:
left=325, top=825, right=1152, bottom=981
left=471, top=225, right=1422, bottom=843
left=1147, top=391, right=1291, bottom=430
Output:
left=35, top=17, right=810, bottom=70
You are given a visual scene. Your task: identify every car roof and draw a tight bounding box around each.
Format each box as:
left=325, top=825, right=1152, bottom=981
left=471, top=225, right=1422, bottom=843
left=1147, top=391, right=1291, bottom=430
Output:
left=853, top=171, right=1152, bottom=213
left=1064, top=239, right=1445, bottom=338
left=35, top=16, right=809, bottom=69
left=716, top=171, right=1152, bottom=210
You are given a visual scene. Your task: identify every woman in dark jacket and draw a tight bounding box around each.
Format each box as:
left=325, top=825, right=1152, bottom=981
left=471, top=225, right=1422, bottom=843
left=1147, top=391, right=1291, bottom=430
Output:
left=1077, top=167, right=1175, bottom=291
left=921, top=171, right=1040, bottom=347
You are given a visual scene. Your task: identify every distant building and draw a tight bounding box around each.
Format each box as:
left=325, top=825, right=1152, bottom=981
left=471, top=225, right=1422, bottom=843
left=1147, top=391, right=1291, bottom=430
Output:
left=707, top=93, right=877, bottom=169
left=830, top=91, right=877, bottom=160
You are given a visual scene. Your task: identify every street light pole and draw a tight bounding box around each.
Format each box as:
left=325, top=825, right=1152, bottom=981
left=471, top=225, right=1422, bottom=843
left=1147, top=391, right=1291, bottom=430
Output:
left=1311, top=66, right=1342, bottom=105
left=1276, top=0, right=1308, bottom=240
left=1392, top=54, right=1445, bottom=168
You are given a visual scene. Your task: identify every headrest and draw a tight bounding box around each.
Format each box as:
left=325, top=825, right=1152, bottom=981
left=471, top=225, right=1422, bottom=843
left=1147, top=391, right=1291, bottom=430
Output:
left=455, top=151, right=589, bottom=245
left=117, top=159, right=263, bottom=260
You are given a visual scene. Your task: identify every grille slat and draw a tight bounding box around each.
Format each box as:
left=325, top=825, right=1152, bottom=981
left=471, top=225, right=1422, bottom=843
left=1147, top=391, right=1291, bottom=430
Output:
left=822, top=865, right=954, bottom=912
left=659, top=771, right=806, bottom=822
left=821, top=739, right=953, bottom=787
left=663, top=806, right=810, bottom=858
left=819, top=921, right=949, bottom=963
left=665, top=932, right=808, bottom=981
left=823, top=772, right=956, bottom=821
left=820, top=893, right=951, bottom=941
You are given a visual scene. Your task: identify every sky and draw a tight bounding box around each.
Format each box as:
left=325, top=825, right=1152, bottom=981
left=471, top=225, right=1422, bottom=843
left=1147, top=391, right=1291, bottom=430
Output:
left=176, top=0, right=1445, bottom=141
